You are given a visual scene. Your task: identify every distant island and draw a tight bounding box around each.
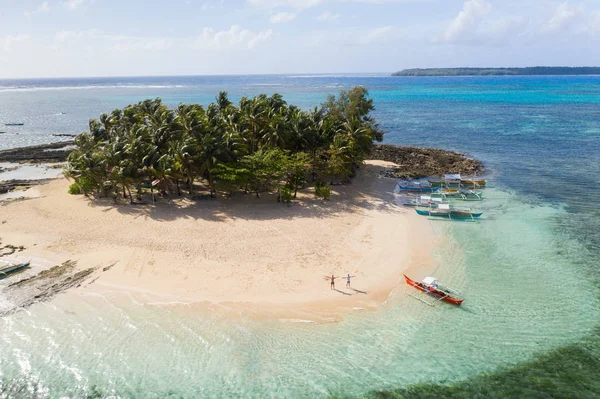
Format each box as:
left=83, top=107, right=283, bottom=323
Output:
left=392, top=67, right=600, bottom=76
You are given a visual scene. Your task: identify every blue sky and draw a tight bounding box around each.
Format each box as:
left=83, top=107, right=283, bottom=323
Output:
left=1, top=0, right=599, bottom=78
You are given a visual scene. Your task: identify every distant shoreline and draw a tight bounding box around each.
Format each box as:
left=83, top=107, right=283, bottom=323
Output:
left=392, top=67, right=600, bottom=76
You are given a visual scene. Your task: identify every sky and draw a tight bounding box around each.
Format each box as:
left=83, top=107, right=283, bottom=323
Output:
left=1, top=0, right=600, bottom=78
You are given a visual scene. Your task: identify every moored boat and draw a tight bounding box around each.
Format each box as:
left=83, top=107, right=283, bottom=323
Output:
left=432, top=188, right=483, bottom=201
left=396, top=182, right=437, bottom=192
left=5, top=123, right=24, bottom=126
left=428, top=174, right=487, bottom=188
left=415, top=203, right=483, bottom=219
left=404, top=275, right=464, bottom=306
left=0, top=260, right=31, bottom=279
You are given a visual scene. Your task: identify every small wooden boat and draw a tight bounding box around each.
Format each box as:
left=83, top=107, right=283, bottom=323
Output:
left=402, top=194, right=445, bottom=207
left=0, top=260, right=30, bottom=279
left=432, top=188, right=483, bottom=201
left=5, top=123, right=24, bottom=126
left=404, top=275, right=464, bottom=306
left=415, top=204, right=483, bottom=219
left=428, top=174, right=487, bottom=188
left=396, top=183, right=437, bottom=192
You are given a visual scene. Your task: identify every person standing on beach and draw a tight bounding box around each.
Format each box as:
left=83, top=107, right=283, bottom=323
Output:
left=330, top=275, right=338, bottom=290
left=345, top=273, right=355, bottom=289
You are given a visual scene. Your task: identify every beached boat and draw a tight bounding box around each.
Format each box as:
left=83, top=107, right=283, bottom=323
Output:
left=396, top=182, right=437, bottom=192
left=404, top=275, right=464, bottom=306
left=5, top=123, right=24, bottom=126
left=415, top=204, right=483, bottom=219
left=402, top=194, right=446, bottom=207
left=0, top=260, right=30, bottom=279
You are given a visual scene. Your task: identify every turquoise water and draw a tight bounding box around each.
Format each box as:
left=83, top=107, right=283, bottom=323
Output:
left=0, top=75, right=599, bottom=397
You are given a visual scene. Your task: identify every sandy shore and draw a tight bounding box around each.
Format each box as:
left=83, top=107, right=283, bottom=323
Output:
left=0, top=160, right=438, bottom=319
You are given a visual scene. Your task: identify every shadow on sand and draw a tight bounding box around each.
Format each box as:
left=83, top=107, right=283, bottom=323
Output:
left=333, top=289, right=352, bottom=296
left=84, top=163, right=399, bottom=223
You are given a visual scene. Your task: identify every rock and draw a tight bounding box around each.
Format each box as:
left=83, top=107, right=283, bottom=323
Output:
left=369, top=144, right=484, bottom=179
left=0, top=141, right=75, bottom=164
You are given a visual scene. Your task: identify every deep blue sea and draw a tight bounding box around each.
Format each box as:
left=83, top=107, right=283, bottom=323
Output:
left=0, top=75, right=598, bottom=397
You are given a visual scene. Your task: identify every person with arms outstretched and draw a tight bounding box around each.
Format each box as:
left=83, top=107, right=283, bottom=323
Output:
left=329, top=275, right=339, bottom=290
left=345, top=273, right=355, bottom=289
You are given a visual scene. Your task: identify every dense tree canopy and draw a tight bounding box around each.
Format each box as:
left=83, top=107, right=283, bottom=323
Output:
left=65, top=86, right=383, bottom=203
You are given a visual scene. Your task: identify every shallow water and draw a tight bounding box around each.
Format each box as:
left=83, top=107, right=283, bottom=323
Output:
left=0, top=75, right=598, bottom=397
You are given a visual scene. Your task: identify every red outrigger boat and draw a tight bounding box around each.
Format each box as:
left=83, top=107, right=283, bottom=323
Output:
left=403, top=275, right=464, bottom=306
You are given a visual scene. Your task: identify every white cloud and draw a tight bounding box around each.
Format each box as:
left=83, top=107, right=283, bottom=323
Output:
left=247, top=0, right=322, bottom=9
left=543, top=2, right=583, bottom=33
left=62, top=0, right=92, bottom=10
left=2, top=35, right=30, bottom=52
left=359, top=26, right=395, bottom=44
left=270, top=11, right=297, bottom=23
left=317, top=11, right=340, bottom=21
left=25, top=1, right=50, bottom=17
left=443, top=0, right=492, bottom=42
left=194, top=25, right=273, bottom=50
left=112, top=38, right=173, bottom=52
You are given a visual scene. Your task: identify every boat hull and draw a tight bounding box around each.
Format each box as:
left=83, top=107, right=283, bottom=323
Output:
left=397, top=185, right=436, bottom=192
left=403, top=275, right=463, bottom=306
left=415, top=208, right=483, bottom=219
left=0, top=261, right=30, bottom=279
left=429, top=179, right=486, bottom=188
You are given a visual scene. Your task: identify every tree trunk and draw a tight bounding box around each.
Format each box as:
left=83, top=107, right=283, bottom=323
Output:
left=126, top=185, right=134, bottom=205
left=122, top=186, right=127, bottom=199
left=208, top=171, right=215, bottom=195
left=176, top=180, right=181, bottom=196
left=187, top=172, right=194, bottom=195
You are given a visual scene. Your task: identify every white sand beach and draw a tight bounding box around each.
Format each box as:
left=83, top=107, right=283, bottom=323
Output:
left=0, top=160, right=437, bottom=319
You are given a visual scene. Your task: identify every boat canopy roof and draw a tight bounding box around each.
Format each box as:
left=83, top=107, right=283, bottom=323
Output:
left=422, top=277, right=438, bottom=285
left=438, top=203, right=450, bottom=210
left=444, top=174, right=461, bottom=182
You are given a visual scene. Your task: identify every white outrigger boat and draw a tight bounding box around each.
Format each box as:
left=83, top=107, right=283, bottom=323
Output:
left=415, top=203, right=483, bottom=220
left=428, top=173, right=487, bottom=189
left=401, top=194, right=445, bottom=207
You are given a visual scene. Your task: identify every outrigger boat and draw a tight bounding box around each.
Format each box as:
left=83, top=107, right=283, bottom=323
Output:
left=431, top=188, right=483, bottom=201
left=428, top=174, right=487, bottom=189
left=4, top=123, right=24, bottom=126
left=404, top=275, right=464, bottom=306
left=401, top=194, right=445, bottom=207
left=0, top=260, right=30, bottom=280
left=395, top=182, right=437, bottom=193
left=415, top=203, right=483, bottom=220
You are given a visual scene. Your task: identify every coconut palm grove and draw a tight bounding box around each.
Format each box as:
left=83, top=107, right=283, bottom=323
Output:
left=65, top=86, right=384, bottom=203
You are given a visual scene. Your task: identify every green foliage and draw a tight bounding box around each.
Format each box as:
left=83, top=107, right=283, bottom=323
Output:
left=279, top=186, right=293, bottom=203
left=284, top=152, right=311, bottom=198
left=68, top=182, right=82, bottom=195
left=240, top=148, right=286, bottom=197
left=213, top=163, right=251, bottom=196
left=66, top=88, right=383, bottom=202
left=315, top=182, right=331, bottom=200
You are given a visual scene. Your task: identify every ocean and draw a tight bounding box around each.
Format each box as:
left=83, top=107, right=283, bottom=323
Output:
left=0, top=75, right=598, bottom=398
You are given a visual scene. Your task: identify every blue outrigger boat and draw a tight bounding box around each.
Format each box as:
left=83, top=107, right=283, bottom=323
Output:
left=396, top=182, right=438, bottom=193
left=415, top=204, right=483, bottom=220
left=0, top=260, right=30, bottom=280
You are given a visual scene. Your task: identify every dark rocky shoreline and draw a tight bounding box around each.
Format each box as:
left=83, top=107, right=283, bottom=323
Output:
left=0, top=141, right=483, bottom=178
left=370, top=144, right=484, bottom=178
left=0, top=141, right=74, bottom=164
